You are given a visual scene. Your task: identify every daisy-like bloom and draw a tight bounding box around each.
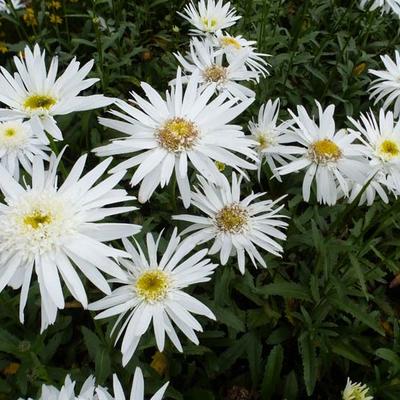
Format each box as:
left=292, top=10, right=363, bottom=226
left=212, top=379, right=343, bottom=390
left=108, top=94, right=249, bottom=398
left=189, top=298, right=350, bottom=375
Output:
left=342, top=378, right=373, bottom=400
left=359, top=0, right=400, bottom=16
left=0, top=0, right=24, bottom=13
left=248, top=99, right=297, bottom=181
left=178, top=0, right=240, bottom=35
left=349, top=109, right=400, bottom=194
left=0, top=152, right=141, bottom=332
left=89, top=228, right=217, bottom=366
left=0, top=44, right=113, bottom=143
left=96, top=368, right=168, bottom=400
left=0, top=119, right=50, bottom=179
left=214, top=32, right=270, bottom=77
left=173, top=173, right=288, bottom=274
left=348, top=171, right=390, bottom=206
left=369, top=50, right=400, bottom=117
left=95, top=68, right=257, bottom=208
left=174, top=38, right=259, bottom=99
left=278, top=102, right=367, bottom=206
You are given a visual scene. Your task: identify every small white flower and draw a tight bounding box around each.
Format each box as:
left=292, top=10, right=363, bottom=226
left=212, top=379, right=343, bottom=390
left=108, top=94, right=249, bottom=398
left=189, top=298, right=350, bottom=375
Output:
left=349, top=109, right=400, bottom=196
left=0, top=119, right=50, bottom=179
left=342, top=377, right=373, bottom=400
left=348, top=171, right=390, bottom=206
left=360, top=0, right=400, bottom=16
left=278, top=102, right=367, bottom=206
left=0, top=44, right=114, bottom=143
left=369, top=50, right=400, bottom=117
left=89, top=228, right=217, bottom=366
left=248, top=99, right=297, bottom=181
left=214, top=31, right=270, bottom=77
left=95, top=68, right=257, bottom=208
left=0, top=152, right=141, bottom=332
left=178, top=0, right=240, bottom=35
left=173, top=173, right=288, bottom=274
left=0, top=0, right=24, bottom=13
left=96, top=368, right=168, bottom=400
left=174, top=37, right=259, bottom=99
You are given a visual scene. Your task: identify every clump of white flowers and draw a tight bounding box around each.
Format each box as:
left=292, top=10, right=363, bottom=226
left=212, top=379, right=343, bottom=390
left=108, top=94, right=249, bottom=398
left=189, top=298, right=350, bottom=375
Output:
left=342, top=378, right=373, bottom=400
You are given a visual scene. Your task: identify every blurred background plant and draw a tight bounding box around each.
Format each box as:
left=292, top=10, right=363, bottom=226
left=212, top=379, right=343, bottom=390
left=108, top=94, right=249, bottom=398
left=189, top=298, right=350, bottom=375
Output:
left=1, top=0, right=400, bottom=399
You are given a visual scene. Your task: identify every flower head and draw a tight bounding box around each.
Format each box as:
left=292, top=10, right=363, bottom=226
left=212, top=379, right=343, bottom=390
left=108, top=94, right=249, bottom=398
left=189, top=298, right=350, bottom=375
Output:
left=178, top=0, right=240, bottom=35
left=0, top=0, right=24, bottom=13
left=342, top=378, right=373, bottom=400
left=359, top=0, right=400, bottom=16
left=95, top=68, right=257, bottom=208
left=174, top=173, right=288, bottom=273
left=89, top=228, right=217, bottom=366
left=0, top=44, right=114, bottom=143
left=0, top=152, right=141, bottom=331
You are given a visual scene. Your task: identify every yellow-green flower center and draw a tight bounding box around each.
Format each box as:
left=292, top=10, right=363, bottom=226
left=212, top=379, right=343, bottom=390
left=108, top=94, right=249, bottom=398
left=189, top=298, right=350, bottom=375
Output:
left=23, top=94, right=57, bottom=111
left=203, top=65, right=228, bottom=83
left=157, top=117, right=199, bottom=152
left=23, top=210, right=52, bottom=229
left=135, top=269, right=170, bottom=302
left=220, top=36, right=241, bottom=49
left=4, top=128, right=16, bottom=138
left=201, top=17, right=218, bottom=29
left=378, top=139, right=400, bottom=160
left=308, top=139, right=342, bottom=164
left=215, top=203, right=249, bottom=234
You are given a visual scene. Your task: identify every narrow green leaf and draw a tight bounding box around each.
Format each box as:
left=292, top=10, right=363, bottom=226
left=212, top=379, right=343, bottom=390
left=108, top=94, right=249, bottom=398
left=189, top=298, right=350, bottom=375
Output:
left=261, top=345, right=284, bottom=400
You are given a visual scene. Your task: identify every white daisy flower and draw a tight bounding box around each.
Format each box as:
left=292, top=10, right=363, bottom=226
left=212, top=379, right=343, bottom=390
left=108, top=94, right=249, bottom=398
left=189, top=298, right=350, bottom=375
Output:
left=178, top=0, right=240, bottom=35
left=96, top=368, right=168, bottom=400
left=174, top=37, right=259, bottom=99
left=248, top=99, right=297, bottom=181
left=369, top=50, right=400, bottom=117
left=173, top=173, right=288, bottom=274
left=278, top=102, right=367, bottom=206
left=89, top=228, right=217, bottom=366
left=342, top=377, right=373, bottom=400
left=0, top=0, right=24, bottom=13
left=94, top=68, right=257, bottom=208
left=348, top=109, right=400, bottom=196
left=0, top=44, right=114, bottom=144
left=0, top=119, right=50, bottom=179
left=0, top=152, right=141, bottom=332
left=214, top=31, right=270, bottom=77
left=359, top=0, right=400, bottom=16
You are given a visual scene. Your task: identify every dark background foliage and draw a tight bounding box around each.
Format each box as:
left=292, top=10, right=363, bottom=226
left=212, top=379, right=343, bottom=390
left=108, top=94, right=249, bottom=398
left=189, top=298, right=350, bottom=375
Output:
left=1, top=0, right=400, bottom=399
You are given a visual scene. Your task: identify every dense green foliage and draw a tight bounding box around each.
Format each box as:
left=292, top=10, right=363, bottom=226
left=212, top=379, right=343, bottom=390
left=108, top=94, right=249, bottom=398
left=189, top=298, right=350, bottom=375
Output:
left=1, top=0, right=400, bottom=399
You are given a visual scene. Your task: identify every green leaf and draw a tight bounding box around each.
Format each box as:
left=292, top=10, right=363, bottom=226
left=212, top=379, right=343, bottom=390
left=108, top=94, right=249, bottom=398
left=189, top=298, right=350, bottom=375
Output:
left=261, top=345, right=284, bottom=400
left=299, top=334, right=317, bottom=396
left=257, top=282, right=311, bottom=301
left=331, top=341, right=370, bottom=366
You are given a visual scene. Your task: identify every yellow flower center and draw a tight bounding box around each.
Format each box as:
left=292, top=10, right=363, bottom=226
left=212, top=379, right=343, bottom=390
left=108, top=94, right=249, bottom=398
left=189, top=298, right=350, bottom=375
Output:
left=203, top=65, right=228, bottom=83
left=215, top=161, right=226, bottom=172
left=135, top=269, right=170, bottom=302
left=157, top=117, right=199, bottom=152
left=308, top=139, right=342, bottom=164
left=378, top=139, right=400, bottom=160
left=4, top=128, right=16, bottom=138
left=201, top=17, right=218, bottom=29
left=23, top=210, right=52, bottom=229
left=23, top=94, right=57, bottom=111
left=220, top=36, right=241, bottom=49
left=215, top=204, right=249, bottom=234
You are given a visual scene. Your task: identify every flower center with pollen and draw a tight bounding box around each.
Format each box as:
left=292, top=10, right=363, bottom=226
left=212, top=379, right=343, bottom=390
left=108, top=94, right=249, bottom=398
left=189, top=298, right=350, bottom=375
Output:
left=23, top=94, right=57, bottom=111
left=203, top=65, right=228, bottom=83
left=157, top=117, right=199, bottom=152
left=23, top=210, right=52, bottom=229
left=215, top=203, right=249, bottom=234
left=378, top=139, right=400, bottom=161
left=308, top=139, right=342, bottom=164
left=220, top=36, right=241, bottom=49
left=136, top=269, right=170, bottom=302
left=201, top=17, right=218, bottom=30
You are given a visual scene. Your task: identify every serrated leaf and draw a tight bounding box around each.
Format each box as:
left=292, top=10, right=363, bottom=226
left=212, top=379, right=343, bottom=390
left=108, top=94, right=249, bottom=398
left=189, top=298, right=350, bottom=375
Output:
left=261, top=345, right=284, bottom=400
left=299, top=334, right=317, bottom=396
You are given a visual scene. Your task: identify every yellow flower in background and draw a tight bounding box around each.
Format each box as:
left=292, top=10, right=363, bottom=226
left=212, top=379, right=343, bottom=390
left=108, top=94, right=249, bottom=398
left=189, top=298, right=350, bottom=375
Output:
left=0, top=42, right=7, bottom=54
left=151, top=351, right=168, bottom=376
left=47, top=0, right=62, bottom=10
left=353, top=62, right=367, bottom=77
left=342, top=378, right=373, bottom=400
left=49, top=13, right=63, bottom=24
left=23, top=7, right=37, bottom=27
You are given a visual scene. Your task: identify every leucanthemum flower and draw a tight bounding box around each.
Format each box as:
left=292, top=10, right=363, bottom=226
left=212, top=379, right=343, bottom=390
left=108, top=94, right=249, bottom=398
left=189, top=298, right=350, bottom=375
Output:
left=173, top=173, right=288, bottom=274
left=0, top=152, right=141, bottom=332
left=95, top=68, right=257, bottom=208
left=0, top=119, right=50, bottom=179
left=359, top=0, right=400, bottom=16
left=369, top=50, right=400, bottom=117
left=349, top=109, right=400, bottom=194
left=174, top=37, right=259, bottom=99
left=248, top=99, right=297, bottom=181
left=96, top=368, right=168, bottom=400
left=278, top=102, right=367, bottom=206
left=214, top=31, right=270, bottom=77
left=342, top=378, right=373, bottom=400
left=0, top=44, right=113, bottom=143
left=89, top=229, right=217, bottom=366
left=0, top=0, right=24, bottom=13
left=178, top=0, right=240, bottom=35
